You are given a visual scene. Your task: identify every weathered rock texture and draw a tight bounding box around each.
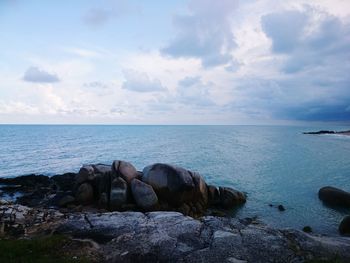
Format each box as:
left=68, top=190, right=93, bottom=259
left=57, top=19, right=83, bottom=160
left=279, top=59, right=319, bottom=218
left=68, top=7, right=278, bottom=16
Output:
left=57, top=211, right=350, bottom=263
left=73, top=161, right=246, bottom=216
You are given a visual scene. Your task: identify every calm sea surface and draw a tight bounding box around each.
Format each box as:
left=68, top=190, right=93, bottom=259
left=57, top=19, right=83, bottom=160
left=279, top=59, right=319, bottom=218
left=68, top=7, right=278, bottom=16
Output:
left=0, top=125, right=349, bottom=234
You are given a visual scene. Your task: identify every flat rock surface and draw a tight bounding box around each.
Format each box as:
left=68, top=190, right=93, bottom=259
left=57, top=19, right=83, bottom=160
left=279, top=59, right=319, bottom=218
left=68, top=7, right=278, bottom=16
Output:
left=57, top=211, right=350, bottom=263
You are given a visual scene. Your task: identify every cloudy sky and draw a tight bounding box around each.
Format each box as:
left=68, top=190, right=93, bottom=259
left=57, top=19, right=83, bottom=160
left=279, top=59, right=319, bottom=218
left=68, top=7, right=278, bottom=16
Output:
left=0, top=0, right=349, bottom=124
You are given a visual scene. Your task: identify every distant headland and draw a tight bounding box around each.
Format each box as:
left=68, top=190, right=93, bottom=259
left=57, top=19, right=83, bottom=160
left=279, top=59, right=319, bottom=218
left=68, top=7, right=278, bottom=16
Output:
left=303, top=130, right=350, bottom=136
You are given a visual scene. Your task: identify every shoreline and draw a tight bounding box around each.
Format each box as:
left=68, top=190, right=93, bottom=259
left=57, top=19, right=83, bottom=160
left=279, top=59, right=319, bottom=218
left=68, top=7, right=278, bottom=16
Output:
left=1, top=161, right=350, bottom=262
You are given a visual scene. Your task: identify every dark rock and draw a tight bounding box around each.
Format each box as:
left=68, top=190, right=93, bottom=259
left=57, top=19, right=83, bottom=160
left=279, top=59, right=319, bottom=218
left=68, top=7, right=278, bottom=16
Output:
left=76, top=165, right=95, bottom=185
left=51, top=173, right=76, bottom=192
left=208, top=185, right=221, bottom=206
left=142, top=163, right=195, bottom=207
left=98, top=192, right=108, bottom=209
left=0, top=174, right=51, bottom=189
left=93, top=173, right=111, bottom=202
left=58, top=195, right=75, bottom=207
left=191, top=171, right=208, bottom=209
left=319, top=186, right=350, bottom=207
left=219, top=187, right=246, bottom=209
left=76, top=183, right=94, bottom=205
left=302, top=226, right=312, bottom=233
left=110, top=177, right=128, bottom=210
left=93, top=164, right=112, bottom=174
left=131, top=179, right=158, bottom=210
left=112, top=160, right=138, bottom=184
left=278, top=205, right=285, bottom=211
left=339, top=216, right=350, bottom=235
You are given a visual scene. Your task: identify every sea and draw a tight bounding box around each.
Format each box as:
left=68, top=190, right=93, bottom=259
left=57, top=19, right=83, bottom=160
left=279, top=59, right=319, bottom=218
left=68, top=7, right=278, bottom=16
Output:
left=0, top=125, right=349, bottom=235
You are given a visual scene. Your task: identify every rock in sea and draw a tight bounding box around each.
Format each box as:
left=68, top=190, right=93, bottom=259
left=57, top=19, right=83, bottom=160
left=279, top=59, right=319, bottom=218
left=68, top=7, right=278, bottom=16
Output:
left=318, top=186, right=350, bottom=207
left=339, top=215, right=350, bottom=235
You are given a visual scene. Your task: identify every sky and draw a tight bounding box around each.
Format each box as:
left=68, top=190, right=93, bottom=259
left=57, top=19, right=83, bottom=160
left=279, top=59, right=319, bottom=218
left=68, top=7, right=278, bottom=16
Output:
left=0, top=0, right=349, bottom=125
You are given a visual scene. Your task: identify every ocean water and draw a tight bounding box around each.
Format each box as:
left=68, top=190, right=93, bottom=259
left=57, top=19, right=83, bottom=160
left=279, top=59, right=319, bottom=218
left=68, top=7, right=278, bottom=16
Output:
left=0, top=125, right=349, bottom=234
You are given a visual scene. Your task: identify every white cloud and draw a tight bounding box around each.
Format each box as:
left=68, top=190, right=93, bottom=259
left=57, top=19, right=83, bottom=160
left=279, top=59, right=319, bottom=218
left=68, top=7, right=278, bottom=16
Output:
left=121, top=69, right=166, bottom=92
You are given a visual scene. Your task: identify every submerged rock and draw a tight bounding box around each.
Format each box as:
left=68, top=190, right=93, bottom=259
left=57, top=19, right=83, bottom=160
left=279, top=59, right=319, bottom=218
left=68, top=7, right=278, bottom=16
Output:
left=278, top=204, right=286, bottom=211
left=303, top=226, right=312, bottom=233
left=339, top=216, right=350, bottom=235
left=319, top=186, right=350, bottom=207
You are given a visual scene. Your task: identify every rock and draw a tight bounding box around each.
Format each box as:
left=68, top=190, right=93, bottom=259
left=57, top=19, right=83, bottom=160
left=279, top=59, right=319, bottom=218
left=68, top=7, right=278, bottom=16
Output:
left=208, top=185, right=221, bottom=206
left=191, top=171, right=208, bottom=208
left=110, top=177, right=128, bottom=210
left=94, top=173, right=111, bottom=201
left=76, top=165, right=95, bottom=185
left=302, top=226, right=312, bottom=233
left=58, top=195, right=75, bottom=207
left=57, top=211, right=350, bottom=263
left=319, top=186, right=350, bottom=207
left=112, top=160, right=138, bottom=184
left=278, top=205, right=285, bottom=211
left=93, top=164, right=112, bottom=174
left=339, top=216, right=350, bottom=235
left=75, top=183, right=94, bottom=205
left=98, top=192, right=108, bottom=209
left=142, top=163, right=195, bottom=207
left=131, top=179, right=158, bottom=210
left=51, top=173, right=76, bottom=192
left=219, top=187, right=246, bottom=209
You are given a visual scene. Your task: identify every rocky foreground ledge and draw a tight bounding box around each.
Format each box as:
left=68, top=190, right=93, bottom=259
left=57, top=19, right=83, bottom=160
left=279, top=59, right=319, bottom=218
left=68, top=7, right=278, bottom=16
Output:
left=1, top=161, right=350, bottom=262
left=1, top=204, right=350, bottom=262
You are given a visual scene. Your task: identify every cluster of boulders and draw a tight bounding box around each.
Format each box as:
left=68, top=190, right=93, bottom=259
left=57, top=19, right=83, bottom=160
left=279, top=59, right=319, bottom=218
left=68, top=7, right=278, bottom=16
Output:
left=73, top=161, right=246, bottom=217
left=319, top=186, right=350, bottom=236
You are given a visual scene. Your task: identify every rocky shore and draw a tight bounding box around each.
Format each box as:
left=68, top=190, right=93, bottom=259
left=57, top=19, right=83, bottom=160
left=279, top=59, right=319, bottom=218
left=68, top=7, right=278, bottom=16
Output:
left=1, top=160, right=350, bottom=262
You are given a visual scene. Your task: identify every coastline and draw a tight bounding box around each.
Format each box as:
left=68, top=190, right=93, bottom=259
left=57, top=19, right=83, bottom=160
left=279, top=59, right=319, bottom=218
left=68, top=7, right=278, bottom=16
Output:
left=1, top=161, right=350, bottom=262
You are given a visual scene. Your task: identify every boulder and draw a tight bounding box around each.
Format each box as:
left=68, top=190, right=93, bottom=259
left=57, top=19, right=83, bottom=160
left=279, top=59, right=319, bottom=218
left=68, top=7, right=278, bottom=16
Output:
left=208, top=185, right=221, bottom=206
left=110, top=177, right=128, bottom=210
left=131, top=179, right=158, bottom=210
left=58, top=195, right=75, bottom=207
left=93, top=173, right=111, bottom=200
left=76, top=165, right=95, bottom=185
left=93, top=164, right=112, bottom=174
left=112, top=160, right=138, bottom=184
left=219, top=187, right=246, bottom=209
left=339, top=216, right=350, bottom=235
left=75, top=183, right=94, bottom=205
left=191, top=172, right=208, bottom=205
left=319, top=186, right=350, bottom=207
left=142, top=163, right=195, bottom=207
left=51, top=173, right=76, bottom=192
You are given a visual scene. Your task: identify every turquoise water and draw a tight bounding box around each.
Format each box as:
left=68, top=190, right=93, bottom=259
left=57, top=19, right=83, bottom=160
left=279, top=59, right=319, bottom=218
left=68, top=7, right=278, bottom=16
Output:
left=0, top=125, right=349, bottom=234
